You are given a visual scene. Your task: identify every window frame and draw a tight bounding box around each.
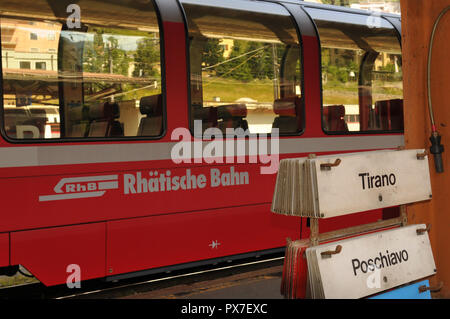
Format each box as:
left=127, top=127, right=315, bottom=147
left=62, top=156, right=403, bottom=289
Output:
left=304, top=7, right=404, bottom=136
left=19, top=61, right=31, bottom=69
left=47, top=32, right=56, bottom=41
left=180, top=0, right=306, bottom=139
left=0, top=0, right=167, bottom=144
left=35, top=61, right=46, bottom=70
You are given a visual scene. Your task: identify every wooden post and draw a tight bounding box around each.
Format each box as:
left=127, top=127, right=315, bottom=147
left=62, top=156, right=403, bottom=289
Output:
left=401, top=0, right=450, bottom=298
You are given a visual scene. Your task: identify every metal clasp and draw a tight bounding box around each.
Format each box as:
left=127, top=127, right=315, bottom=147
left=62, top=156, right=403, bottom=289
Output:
left=417, top=151, right=429, bottom=160
left=417, top=224, right=431, bottom=235
left=320, top=245, right=342, bottom=258
left=320, top=158, right=342, bottom=171
left=419, top=282, right=443, bottom=293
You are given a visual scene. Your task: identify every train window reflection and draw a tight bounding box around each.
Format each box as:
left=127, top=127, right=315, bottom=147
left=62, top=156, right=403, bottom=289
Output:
left=310, top=10, right=403, bottom=133
left=0, top=0, right=163, bottom=140
left=182, top=1, right=303, bottom=135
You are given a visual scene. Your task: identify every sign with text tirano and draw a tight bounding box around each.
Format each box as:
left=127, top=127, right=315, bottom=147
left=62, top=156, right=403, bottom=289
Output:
left=315, top=149, right=432, bottom=218
left=306, top=224, right=436, bottom=299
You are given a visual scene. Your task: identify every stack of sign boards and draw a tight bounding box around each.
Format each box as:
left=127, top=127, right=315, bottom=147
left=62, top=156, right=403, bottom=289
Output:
left=272, top=149, right=437, bottom=299
left=281, top=239, right=309, bottom=299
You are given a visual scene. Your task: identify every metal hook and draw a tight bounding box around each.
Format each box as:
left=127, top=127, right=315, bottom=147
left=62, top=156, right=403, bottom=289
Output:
left=321, top=245, right=342, bottom=258
left=320, top=158, right=342, bottom=171
left=419, top=281, right=443, bottom=293
left=417, top=151, right=429, bottom=160
left=417, top=224, right=431, bottom=235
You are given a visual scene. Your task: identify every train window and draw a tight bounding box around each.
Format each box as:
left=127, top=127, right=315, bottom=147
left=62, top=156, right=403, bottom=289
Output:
left=1, top=0, right=163, bottom=140
left=306, top=8, right=403, bottom=133
left=181, top=0, right=303, bottom=136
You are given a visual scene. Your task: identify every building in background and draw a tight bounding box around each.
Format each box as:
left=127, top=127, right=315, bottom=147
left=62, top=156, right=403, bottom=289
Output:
left=350, top=1, right=400, bottom=14
left=1, top=18, right=60, bottom=72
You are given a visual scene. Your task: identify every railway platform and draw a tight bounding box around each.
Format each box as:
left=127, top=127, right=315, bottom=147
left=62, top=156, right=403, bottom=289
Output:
left=121, top=263, right=283, bottom=299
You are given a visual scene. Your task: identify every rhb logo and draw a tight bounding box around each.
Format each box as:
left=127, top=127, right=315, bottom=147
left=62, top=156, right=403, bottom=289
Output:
left=39, top=175, right=119, bottom=202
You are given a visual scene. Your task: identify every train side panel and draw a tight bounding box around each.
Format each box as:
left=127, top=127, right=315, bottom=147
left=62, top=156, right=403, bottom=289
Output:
left=106, top=204, right=300, bottom=277
left=0, top=233, right=8, bottom=267
left=0, top=160, right=275, bottom=232
left=10, top=223, right=106, bottom=286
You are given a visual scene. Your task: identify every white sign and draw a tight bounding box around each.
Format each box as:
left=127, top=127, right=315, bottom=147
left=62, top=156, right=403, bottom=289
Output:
left=315, top=149, right=432, bottom=218
left=271, top=149, right=432, bottom=219
left=306, top=224, right=436, bottom=299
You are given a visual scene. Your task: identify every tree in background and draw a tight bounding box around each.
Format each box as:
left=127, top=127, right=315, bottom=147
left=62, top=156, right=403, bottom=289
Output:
left=246, top=42, right=274, bottom=80
left=216, top=40, right=253, bottom=81
left=320, top=0, right=399, bottom=6
left=321, top=0, right=350, bottom=6
left=133, top=37, right=160, bottom=78
left=82, top=29, right=161, bottom=102
left=105, top=36, right=131, bottom=76
left=83, top=31, right=106, bottom=73
left=84, top=28, right=133, bottom=77
left=211, top=40, right=282, bottom=82
left=202, top=39, right=224, bottom=68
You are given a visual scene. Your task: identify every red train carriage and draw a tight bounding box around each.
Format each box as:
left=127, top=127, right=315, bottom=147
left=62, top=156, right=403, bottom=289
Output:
left=0, top=0, right=404, bottom=286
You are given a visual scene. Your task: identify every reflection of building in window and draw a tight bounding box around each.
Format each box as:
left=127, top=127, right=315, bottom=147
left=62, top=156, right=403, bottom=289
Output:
left=1, top=19, right=60, bottom=72
left=1, top=19, right=60, bottom=53
left=374, top=53, right=398, bottom=71
left=220, top=39, right=234, bottom=58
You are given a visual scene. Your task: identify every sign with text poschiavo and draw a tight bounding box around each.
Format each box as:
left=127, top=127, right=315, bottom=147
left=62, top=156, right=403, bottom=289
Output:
left=311, top=224, right=436, bottom=299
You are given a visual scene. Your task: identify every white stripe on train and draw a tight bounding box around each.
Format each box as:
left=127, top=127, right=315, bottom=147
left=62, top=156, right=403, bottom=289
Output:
left=0, top=135, right=404, bottom=169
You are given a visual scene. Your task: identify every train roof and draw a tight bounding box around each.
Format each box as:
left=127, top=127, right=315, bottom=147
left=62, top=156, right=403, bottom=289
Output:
left=262, top=0, right=401, bottom=19
left=0, top=0, right=401, bottom=21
